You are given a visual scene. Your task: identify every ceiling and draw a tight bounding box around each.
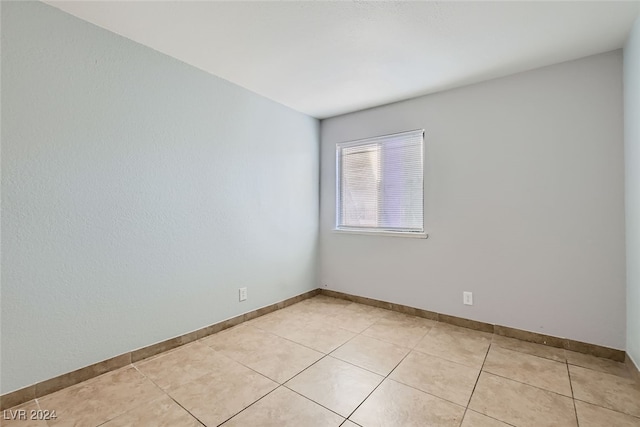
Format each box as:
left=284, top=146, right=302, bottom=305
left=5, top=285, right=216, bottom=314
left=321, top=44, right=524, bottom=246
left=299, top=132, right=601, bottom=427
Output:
left=46, top=1, right=639, bottom=119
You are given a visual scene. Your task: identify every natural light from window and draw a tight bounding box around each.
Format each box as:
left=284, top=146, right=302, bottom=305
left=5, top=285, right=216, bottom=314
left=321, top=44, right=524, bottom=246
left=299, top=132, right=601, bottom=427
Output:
left=335, top=129, right=425, bottom=238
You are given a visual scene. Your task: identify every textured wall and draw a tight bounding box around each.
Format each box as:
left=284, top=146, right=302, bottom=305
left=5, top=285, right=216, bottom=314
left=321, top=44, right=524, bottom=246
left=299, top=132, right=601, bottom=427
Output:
left=625, top=17, right=640, bottom=368
left=1, top=2, right=318, bottom=394
left=320, top=51, right=626, bottom=349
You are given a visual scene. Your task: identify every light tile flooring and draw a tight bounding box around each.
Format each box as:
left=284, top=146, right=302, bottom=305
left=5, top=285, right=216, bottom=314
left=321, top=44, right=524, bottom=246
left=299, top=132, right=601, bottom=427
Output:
left=4, top=295, right=640, bottom=427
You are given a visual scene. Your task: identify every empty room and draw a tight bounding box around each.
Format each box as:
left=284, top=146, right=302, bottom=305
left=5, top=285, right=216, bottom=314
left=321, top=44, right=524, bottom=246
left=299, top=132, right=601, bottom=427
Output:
left=1, top=1, right=640, bottom=426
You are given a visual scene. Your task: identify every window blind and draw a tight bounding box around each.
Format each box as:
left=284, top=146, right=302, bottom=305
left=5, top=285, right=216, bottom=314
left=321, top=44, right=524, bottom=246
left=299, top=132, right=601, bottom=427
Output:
left=336, top=129, right=424, bottom=234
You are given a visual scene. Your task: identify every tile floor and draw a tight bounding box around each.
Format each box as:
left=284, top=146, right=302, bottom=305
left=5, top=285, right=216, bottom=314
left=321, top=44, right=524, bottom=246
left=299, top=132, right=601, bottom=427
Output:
left=4, top=295, right=640, bottom=427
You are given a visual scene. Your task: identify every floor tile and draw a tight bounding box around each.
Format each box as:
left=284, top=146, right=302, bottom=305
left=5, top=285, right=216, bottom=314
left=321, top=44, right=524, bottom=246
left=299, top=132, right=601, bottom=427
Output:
left=201, top=324, right=263, bottom=359
left=204, top=325, right=323, bottom=383
left=222, top=387, right=344, bottom=426
left=16, top=296, right=640, bottom=427
left=414, top=323, right=491, bottom=369
left=574, top=400, right=640, bottom=427
left=289, top=296, right=352, bottom=317
left=569, top=364, right=640, bottom=417
left=491, top=334, right=566, bottom=362
left=482, top=345, right=572, bottom=396
left=247, top=307, right=322, bottom=331
left=566, top=350, right=631, bottom=378
left=168, top=365, right=277, bottom=427
left=243, top=309, right=290, bottom=330
left=264, top=319, right=356, bottom=354
left=362, top=312, right=435, bottom=348
left=461, top=410, right=511, bottom=427
left=38, top=366, right=164, bottom=427
left=285, top=356, right=383, bottom=417
left=469, top=372, right=577, bottom=427
left=100, top=395, right=201, bottom=427
left=350, top=379, right=465, bottom=427
left=389, top=351, right=480, bottom=406
left=1, top=400, right=49, bottom=427
left=331, top=335, right=409, bottom=376
left=135, top=341, right=239, bottom=391
left=325, top=303, right=391, bottom=334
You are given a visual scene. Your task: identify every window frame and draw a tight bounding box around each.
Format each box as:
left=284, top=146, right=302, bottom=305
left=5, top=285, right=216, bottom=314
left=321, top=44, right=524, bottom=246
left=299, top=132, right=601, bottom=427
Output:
left=334, top=129, right=427, bottom=239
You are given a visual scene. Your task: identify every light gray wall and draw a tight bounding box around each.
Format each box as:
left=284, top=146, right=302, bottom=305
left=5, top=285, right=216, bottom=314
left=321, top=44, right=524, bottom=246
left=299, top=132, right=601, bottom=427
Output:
left=320, top=51, right=626, bottom=349
left=1, top=2, right=319, bottom=394
left=625, top=17, right=640, bottom=368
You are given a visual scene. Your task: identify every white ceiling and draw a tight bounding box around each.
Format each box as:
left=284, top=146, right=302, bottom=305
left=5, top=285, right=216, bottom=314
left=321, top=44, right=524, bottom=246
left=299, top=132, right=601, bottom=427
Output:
left=46, top=1, right=639, bottom=119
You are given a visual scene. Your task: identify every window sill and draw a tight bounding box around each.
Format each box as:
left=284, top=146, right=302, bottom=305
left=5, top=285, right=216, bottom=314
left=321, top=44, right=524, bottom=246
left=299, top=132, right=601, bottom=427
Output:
left=332, top=229, right=428, bottom=239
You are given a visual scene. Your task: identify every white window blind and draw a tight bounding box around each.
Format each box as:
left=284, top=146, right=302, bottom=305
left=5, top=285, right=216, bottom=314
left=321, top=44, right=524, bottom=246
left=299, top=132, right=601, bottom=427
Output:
left=336, top=129, right=425, bottom=237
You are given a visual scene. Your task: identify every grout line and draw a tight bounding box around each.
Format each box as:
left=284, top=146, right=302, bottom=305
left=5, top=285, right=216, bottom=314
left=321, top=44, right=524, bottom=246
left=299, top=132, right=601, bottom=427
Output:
left=212, top=323, right=424, bottom=427
left=40, top=364, right=151, bottom=427
left=281, top=353, right=332, bottom=386
left=464, top=409, right=519, bottom=427
left=566, top=360, right=634, bottom=379
left=239, top=318, right=351, bottom=356
left=199, top=320, right=358, bottom=383
left=318, top=307, right=499, bottom=423
left=202, top=326, right=326, bottom=376
left=322, top=290, right=626, bottom=362
left=330, top=336, right=472, bottom=411
left=207, top=352, right=280, bottom=386
left=131, top=362, right=224, bottom=427
left=215, top=385, right=283, bottom=426
left=410, top=347, right=488, bottom=370
left=213, top=305, right=379, bottom=424
left=490, top=338, right=568, bottom=363
left=249, top=327, right=323, bottom=353
left=489, top=343, right=633, bottom=384
left=472, top=365, right=640, bottom=420
left=36, top=398, right=54, bottom=427
left=264, top=307, right=398, bottom=424
left=3, top=291, right=321, bottom=411
left=341, top=336, right=416, bottom=423
left=202, top=333, right=339, bottom=423
left=198, top=303, right=392, bottom=390
left=134, top=354, right=281, bottom=427
left=166, top=397, right=207, bottom=427
left=329, top=335, right=412, bottom=376
left=459, top=341, right=492, bottom=426
left=380, top=371, right=468, bottom=410
left=283, top=384, right=347, bottom=420
left=138, top=344, right=283, bottom=426
left=462, top=346, right=578, bottom=400
left=328, top=328, right=368, bottom=355
left=359, top=325, right=432, bottom=351
left=480, top=370, right=573, bottom=399
left=29, top=295, right=628, bottom=426
left=567, top=360, right=580, bottom=427
left=327, top=354, right=392, bottom=378
left=572, top=397, right=640, bottom=420
left=1, top=290, right=625, bottom=413
left=152, top=298, right=635, bottom=425
left=129, top=365, right=207, bottom=426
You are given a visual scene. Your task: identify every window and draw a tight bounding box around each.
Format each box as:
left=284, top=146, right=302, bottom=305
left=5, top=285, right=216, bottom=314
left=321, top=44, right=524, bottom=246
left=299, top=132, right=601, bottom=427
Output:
left=335, top=129, right=426, bottom=238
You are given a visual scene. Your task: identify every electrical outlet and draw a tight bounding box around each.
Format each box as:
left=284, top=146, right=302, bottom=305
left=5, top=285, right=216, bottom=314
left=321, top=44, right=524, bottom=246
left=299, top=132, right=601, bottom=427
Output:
left=463, top=291, right=473, bottom=306
left=239, top=287, right=247, bottom=302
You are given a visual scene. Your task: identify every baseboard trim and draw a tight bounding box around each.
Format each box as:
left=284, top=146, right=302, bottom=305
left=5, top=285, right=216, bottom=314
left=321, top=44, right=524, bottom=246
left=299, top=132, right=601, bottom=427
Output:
left=320, top=289, right=626, bottom=362
left=0, top=288, right=320, bottom=411
left=2, top=287, right=631, bottom=411
left=626, top=353, right=640, bottom=383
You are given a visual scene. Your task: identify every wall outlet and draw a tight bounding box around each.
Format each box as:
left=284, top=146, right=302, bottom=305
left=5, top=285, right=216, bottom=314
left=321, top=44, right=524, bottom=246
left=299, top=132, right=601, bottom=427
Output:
left=239, top=287, right=247, bottom=302
left=463, top=291, right=473, bottom=305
